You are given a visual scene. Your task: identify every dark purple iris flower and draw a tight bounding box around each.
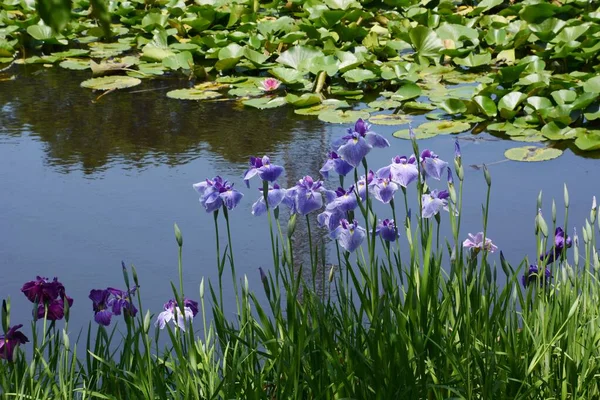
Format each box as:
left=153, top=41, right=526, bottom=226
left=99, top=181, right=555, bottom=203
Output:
left=243, top=156, right=284, bottom=188
left=540, top=227, right=572, bottom=264
left=356, top=170, right=375, bottom=201
left=522, top=265, right=552, bottom=288
left=331, top=219, right=366, bottom=253
left=369, top=175, right=399, bottom=204
left=422, top=189, right=450, bottom=218
left=320, top=151, right=354, bottom=178
left=89, top=287, right=138, bottom=326
left=155, top=298, right=199, bottom=331
left=22, top=276, right=73, bottom=321
left=420, top=149, right=448, bottom=181
left=252, top=183, right=287, bottom=216
left=325, top=186, right=358, bottom=213
left=375, top=219, right=399, bottom=242
left=284, top=176, right=326, bottom=215
left=331, top=119, right=390, bottom=167
left=0, top=324, right=29, bottom=361
left=376, top=155, right=419, bottom=188
left=193, top=176, right=243, bottom=213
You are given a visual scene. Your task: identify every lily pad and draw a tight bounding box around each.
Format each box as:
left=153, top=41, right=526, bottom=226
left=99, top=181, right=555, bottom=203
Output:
left=419, top=120, right=471, bottom=134
left=243, top=97, right=287, bottom=109
left=368, top=100, right=402, bottom=110
left=541, top=122, right=583, bottom=140
left=59, top=59, right=90, bottom=70
left=318, top=110, right=370, bottom=124
left=504, top=146, right=563, bottom=162
left=392, top=129, right=437, bottom=140
left=391, top=83, right=422, bottom=101
left=574, top=131, right=600, bottom=151
left=81, top=76, right=141, bottom=91
left=294, top=100, right=349, bottom=116
left=404, top=102, right=436, bottom=111
left=166, top=88, right=222, bottom=100
left=369, top=114, right=411, bottom=125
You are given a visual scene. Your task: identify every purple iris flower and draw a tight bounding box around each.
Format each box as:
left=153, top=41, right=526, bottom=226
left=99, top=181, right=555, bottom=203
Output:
left=317, top=209, right=344, bottom=232
left=243, top=156, right=284, bottom=188
left=331, top=119, right=390, bottom=167
left=36, top=297, right=73, bottom=321
left=331, top=219, right=366, bottom=253
left=193, top=176, right=243, bottom=213
left=454, top=140, right=461, bottom=158
left=540, top=227, right=572, bottom=264
left=285, top=176, right=326, bottom=215
left=420, top=150, right=448, bottom=181
left=325, top=186, right=358, bottom=213
left=356, top=170, right=375, bottom=201
left=22, top=276, right=73, bottom=321
left=320, top=151, right=354, bottom=178
left=369, top=175, right=399, bottom=204
left=376, top=156, right=419, bottom=188
left=0, top=325, right=29, bottom=361
left=155, top=298, right=199, bottom=331
left=251, top=183, right=287, bottom=216
left=422, top=190, right=450, bottom=218
left=522, top=265, right=552, bottom=288
left=375, top=219, right=399, bottom=242
left=89, top=289, right=114, bottom=326
left=463, top=232, right=498, bottom=253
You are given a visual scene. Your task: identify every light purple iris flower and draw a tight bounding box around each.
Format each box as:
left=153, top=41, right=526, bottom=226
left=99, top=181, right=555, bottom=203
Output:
left=331, top=219, right=366, bottom=253
left=356, top=170, right=374, bottom=201
left=320, top=151, right=354, bottom=178
left=420, top=150, right=448, bottom=181
left=251, top=183, right=287, bottom=216
left=325, top=186, right=358, bottom=213
left=540, top=227, right=572, bottom=264
left=522, top=265, right=552, bottom=288
left=331, top=119, right=390, bottom=167
left=421, top=189, right=450, bottom=218
left=155, top=298, right=199, bottom=331
left=193, top=176, right=243, bottom=213
left=317, top=209, right=344, bottom=232
left=463, top=232, right=498, bottom=253
left=243, top=156, right=284, bottom=188
left=369, top=175, right=399, bottom=204
left=375, top=219, right=399, bottom=242
left=285, top=176, right=326, bottom=215
left=0, top=324, right=28, bottom=361
left=376, top=155, right=419, bottom=188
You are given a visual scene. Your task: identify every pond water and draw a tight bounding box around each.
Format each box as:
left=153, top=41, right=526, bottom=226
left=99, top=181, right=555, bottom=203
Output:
left=1, top=66, right=598, bottom=332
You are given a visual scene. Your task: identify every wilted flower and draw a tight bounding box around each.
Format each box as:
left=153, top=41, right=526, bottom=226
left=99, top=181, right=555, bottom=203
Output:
left=284, top=176, right=326, bottom=215
left=522, top=265, right=552, bottom=288
left=369, top=175, right=399, bottom=204
left=320, top=151, right=354, bottom=178
left=155, top=298, right=199, bottom=331
left=540, top=227, right=572, bottom=264
left=375, top=219, right=399, bottom=242
left=243, top=156, right=284, bottom=187
left=420, top=149, right=448, bottom=180
left=376, top=155, right=419, bottom=188
left=356, top=170, right=374, bottom=201
left=324, top=186, right=358, bottom=213
left=260, top=78, right=281, bottom=92
left=0, top=325, right=29, bottom=361
left=463, top=232, right=498, bottom=253
left=251, top=183, right=287, bottom=216
left=331, top=119, right=390, bottom=167
left=421, top=190, right=450, bottom=218
left=331, top=219, right=366, bottom=253
left=193, top=176, right=243, bottom=213
left=22, top=276, right=73, bottom=321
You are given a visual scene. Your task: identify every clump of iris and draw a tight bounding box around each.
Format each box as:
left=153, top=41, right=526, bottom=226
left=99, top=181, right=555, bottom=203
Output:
left=21, top=276, right=73, bottom=321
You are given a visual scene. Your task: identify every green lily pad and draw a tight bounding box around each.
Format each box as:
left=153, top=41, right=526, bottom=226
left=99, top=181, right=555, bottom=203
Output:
left=294, top=100, right=349, bottom=116
left=541, top=122, right=583, bottom=140
left=81, top=76, right=141, bottom=91
left=276, top=45, right=323, bottom=71
left=438, top=98, right=467, bottom=115
left=583, top=76, right=600, bottom=93
left=574, top=131, right=600, bottom=151
left=504, top=146, right=563, bottom=162
left=419, top=120, right=471, bottom=134
left=285, top=93, right=322, bottom=108
left=343, top=68, right=376, bottom=83
left=391, top=83, right=422, bottom=101
left=89, top=42, right=132, bottom=58
left=243, top=97, right=287, bottom=109
left=403, top=102, right=436, bottom=111
left=228, top=87, right=263, bottom=97
left=473, top=95, right=497, bottom=117
left=318, top=110, right=370, bottom=124
left=368, top=100, right=402, bottom=110
left=369, top=114, right=411, bottom=125
left=392, top=128, right=437, bottom=140
left=59, top=59, right=90, bottom=70
left=166, top=88, right=222, bottom=100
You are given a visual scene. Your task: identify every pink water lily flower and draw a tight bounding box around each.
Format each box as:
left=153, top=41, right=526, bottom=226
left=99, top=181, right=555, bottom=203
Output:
left=260, top=78, right=281, bottom=91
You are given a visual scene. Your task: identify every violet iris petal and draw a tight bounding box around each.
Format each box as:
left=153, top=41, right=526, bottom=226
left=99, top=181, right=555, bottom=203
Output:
left=193, top=176, right=243, bottom=212
left=325, top=186, right=358, bottom=213
left=377, top=156, right=419, bottom=188
left=89, top=289, right=113, bottom=326
left=420, top=150, right=448, bottom=181
left=320, top=151, right=354, bottom=178
left=356, top=171, right=374, bottom=201
left=370, top=176, right=398, bottom=204
left=462, top=232, right=497, bottom=253
left=375, top=219, right=399, bottom=242
left=107, top=287, right=138, bottom=317
left=252, top=184, right=287, bottom=216
left=522, top=265, right=552, bottom=288
left=0, top=324, right=29, bottom=361
left=540, top=227, right=572, bottom=263
left=21, top=276, right=64, bottom=304
left=288, top=176, right=325, bottom=215
left=317, top=209, right=344, bottom=232
left=155, top=298, right=198, bottom=331
left=422, top=190, right=450, bottom=218
left=243, top=156, right=284, bottom=187
left=331, top=219, right=366, bottom=253
left=332, top=119, right=389, bottom=167
left=37, top=296, right=73, bottom=321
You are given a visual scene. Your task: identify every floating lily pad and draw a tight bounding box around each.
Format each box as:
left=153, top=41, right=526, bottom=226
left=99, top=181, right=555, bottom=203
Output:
left=541, top=122, right=583, bottom=140
left=228, top=87, right=263, bottom=97
left=243, top=97, right=286, bottom=109
left=89, top=42, right=132, bottom=58
left=166, top=88, right=222, bottom=100
left=81, top=76, right=141, bottom=91
left=574, top=131, right=600, bottom=151
left=392, top=129, right=437, bottom=140
left=294, top=100, right=349, bottom=116
left=368, top=100, right=402, bottom=110
left=504, top=146, right=563, bottom=162
left=59, top=59, right=90, bottom=70
left=403, top=102, right=436, bottom=111
left=418, top=120, right=471, bottom=134
left=318, top=110, right=370, bottom=124
left=369, top=114, right=411, bottom=125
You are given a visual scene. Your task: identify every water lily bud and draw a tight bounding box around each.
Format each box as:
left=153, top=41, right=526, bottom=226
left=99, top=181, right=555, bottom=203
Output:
left=563, top=184, right=569, bottom=209
left=328, top=265, right=335, bottom=283
left=482, top=164, right=491, bottom=187
left=287, top=213, right=297, bottom=239
left=174, top=223, right=183, bottom=247
left=591, top=196, right=597, bottom=225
